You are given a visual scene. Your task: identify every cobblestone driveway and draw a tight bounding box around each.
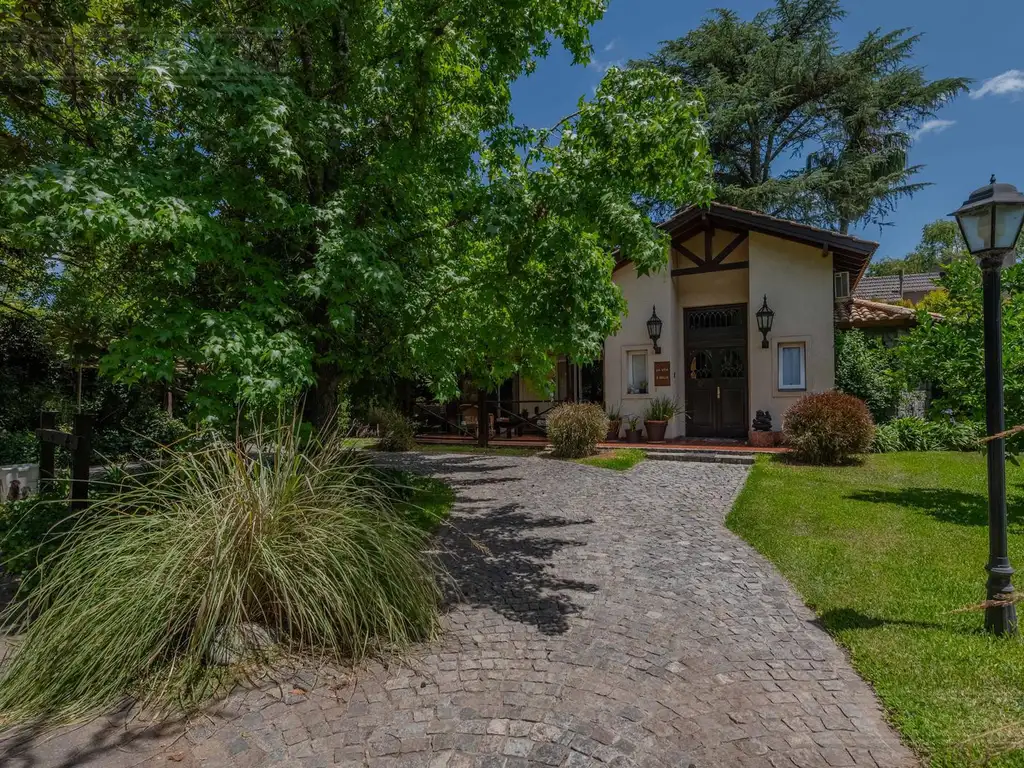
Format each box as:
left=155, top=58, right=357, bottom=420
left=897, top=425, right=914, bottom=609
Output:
left=0, top=453, right=915, bottom=768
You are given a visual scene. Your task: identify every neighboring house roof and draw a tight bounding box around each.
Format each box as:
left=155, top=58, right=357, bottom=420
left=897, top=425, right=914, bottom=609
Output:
left=853, top=272, right=941, bottom=302
left=834, top=297, right=942, bottom=329
left=614, top=202, right=880, bottom=283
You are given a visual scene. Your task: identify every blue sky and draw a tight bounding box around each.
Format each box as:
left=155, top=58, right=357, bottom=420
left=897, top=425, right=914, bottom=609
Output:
left=509, top=0, right=1024, bottom=264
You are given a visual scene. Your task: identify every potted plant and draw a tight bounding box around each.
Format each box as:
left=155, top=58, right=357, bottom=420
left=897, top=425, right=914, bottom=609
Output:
left=606, top=404, right=622, bottom=441
left=624, top=414, right=644, bottom=443
left=750, top=410, right=775, bottom=447
left=643, top=396, right=684, bottom=443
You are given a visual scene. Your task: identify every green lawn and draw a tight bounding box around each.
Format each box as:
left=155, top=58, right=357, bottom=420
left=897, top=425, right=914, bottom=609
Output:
left=728, top=453, right=1024, bottom=766
left=576, top=448, right=646, bottom=471
left=388, top=472, right=455, bottom=531
left=340, top=437, right=380, bottom=450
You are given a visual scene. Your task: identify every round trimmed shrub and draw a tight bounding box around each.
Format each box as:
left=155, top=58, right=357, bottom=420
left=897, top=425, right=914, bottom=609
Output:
left=548, top=403, right=608, bottom=458
left=783, top=391, right=875, bottom=465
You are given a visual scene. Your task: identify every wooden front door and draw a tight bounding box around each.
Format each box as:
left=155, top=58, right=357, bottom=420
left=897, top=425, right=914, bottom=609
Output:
left=684, top=305, right=748, bottom=439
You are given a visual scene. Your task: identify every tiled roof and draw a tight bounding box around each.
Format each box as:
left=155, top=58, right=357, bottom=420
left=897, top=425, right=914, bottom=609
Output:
left=834, top=297, right=940, bottom=329
left=853, top=272, right=941, bottom=301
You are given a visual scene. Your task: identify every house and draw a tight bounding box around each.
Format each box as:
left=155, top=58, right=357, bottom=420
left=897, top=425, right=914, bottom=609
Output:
left=853, top=272, right=941, bottom=304
left=606, top=203, right=878, bottom=441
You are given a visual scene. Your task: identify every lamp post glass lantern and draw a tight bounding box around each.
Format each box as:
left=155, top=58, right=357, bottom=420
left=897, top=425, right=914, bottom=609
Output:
left=952, top=176, right=1024, bottom=637
left=647, top=306, right=663, bottom=355
left=756, top=295, right=774, bottom=349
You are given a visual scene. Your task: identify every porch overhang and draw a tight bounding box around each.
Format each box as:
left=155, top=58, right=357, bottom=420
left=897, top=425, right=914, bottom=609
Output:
left=614, top=202, right=879, bottom=287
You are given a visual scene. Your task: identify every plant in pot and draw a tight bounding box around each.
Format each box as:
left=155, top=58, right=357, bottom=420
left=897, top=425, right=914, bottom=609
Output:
left=750, top=410, right=774, bottom=447
left=624, top=414, right=644, bottom=444
left=643, top=396, right=684, bottom=443
left=606, top=404, right=622, bottom=441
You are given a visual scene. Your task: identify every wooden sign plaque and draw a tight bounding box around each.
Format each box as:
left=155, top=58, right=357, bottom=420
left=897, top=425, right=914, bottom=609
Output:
left=654, top=360, right=671, bottom=387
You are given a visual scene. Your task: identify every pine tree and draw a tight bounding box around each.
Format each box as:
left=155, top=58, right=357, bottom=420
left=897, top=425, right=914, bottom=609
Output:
left=638, top=0, right=968, bottom=231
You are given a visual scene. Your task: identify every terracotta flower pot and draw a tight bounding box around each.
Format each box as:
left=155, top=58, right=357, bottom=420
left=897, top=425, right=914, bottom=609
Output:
left=607, top=420, right=622, bottom=441
left=749, top=430, right=774, bottom=448
left=626, top=428, right=644, bottom=444
left=644, top=420, right=668, bottom=443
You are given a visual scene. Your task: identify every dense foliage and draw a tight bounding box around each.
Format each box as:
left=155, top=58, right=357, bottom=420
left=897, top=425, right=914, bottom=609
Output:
left=1, top=0, right=713, bottom=427
left=899, top=257, right=1024, bottom=428
left=834, top=330, right=903, bottom=422
left=0, top=430, right=37, bottom=465
left=548, top=403, right=608, bottom=459
left=637, top=0, right=967, bottom=232
left=867, top=220, right=964, bottom=276
left=783, top=391, right=875, bottom=464
left=0, top=428, right=445, bottom=722
left=872, top=416, right=984, bottom=453
left=0, top=495, right=80, bottom=577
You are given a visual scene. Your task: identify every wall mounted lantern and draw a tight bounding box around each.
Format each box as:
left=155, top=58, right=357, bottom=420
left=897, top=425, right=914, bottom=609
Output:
left=647, top=306, right=663, bottom=354
left=951, top=176, right=1024, bottom=637
left=756, top=295, right=774, bottom=349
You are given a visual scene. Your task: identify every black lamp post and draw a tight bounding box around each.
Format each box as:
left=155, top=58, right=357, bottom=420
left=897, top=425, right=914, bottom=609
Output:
left=952, top=176, right=1024, bottom=637
left=647, top=306, right=663, bottom=354
left=756, top=295, right=774, bottom=349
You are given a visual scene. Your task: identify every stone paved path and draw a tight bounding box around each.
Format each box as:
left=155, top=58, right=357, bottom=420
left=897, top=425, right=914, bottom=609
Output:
left=0, top=453, right=916, bottom=768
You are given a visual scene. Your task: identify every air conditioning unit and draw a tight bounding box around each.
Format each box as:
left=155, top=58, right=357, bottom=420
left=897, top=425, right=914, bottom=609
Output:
left=834, top=271, right=850, bottom=299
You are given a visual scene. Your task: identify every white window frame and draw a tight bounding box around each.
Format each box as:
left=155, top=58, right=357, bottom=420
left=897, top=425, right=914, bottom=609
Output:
left=834, top=271, right=850, bottom=299
left=778, top=342, right=807, bottom=391
left=624, top=348, right=650, bottom=397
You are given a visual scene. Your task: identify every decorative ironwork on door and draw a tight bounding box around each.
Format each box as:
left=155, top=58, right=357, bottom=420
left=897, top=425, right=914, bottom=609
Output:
left=686, top=306, right=744, bottom=332
left=689, top=350, right=713, bottom=380
left=720, top=349, right=745, bottom=378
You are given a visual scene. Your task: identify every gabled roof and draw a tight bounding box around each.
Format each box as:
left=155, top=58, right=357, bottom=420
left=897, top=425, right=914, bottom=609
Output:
left=853, top=272, right=941, bottom=302
left=659, top=202, right=880, bottom=282
left=834, top=297, right=941, bottom=329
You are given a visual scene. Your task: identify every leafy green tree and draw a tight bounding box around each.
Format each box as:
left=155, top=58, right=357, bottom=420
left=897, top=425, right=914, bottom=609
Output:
left=868, top=220, right=965, bottom=276
left=1, top=1, right=712, bottom=426
left=834, top=330, right=903, bottom=421
left=898, top=258, right=1024, bottom=427
left=637, top=0, right=967, bottom=231
left=868, top=219, right=1023, bottom=277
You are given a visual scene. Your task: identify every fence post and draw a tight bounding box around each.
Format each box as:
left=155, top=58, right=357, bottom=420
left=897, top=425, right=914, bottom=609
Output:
left=39, top=411, right=56, bottom=486
left=70, top=413, right=92, bottom=513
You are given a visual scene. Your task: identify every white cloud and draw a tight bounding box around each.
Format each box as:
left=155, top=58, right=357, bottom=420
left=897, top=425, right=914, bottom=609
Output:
left=913, top=119, right=956, bottom=140
left=603, top=40, right=616, bottom=52
left=971, top=69, right=1024, bottom=99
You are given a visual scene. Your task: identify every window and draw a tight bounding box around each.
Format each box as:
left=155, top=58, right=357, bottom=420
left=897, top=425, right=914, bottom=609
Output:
left=834, top=271, right=850, bottom=299
left=627, top=350, right=649, bottom=394
left=778, top=343, right=806, bottom=390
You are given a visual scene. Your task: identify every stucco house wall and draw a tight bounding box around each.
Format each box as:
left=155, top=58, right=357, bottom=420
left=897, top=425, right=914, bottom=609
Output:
left=604, top=256, right=683, bottom=437
left=747, top=232, right=836, bottom=429
left=606, top=228, right=838, bottom=439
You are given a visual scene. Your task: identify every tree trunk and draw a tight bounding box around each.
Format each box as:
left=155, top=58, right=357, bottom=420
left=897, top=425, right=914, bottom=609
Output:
left=307, top=361, right=344, bottom=431
left=477, top=387, right=489, bottom=447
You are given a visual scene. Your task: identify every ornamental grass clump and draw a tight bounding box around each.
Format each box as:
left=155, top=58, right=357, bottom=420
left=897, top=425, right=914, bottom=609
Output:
left=0, top=426, right=441, bottom=723
left=548, top=403, right=608, bottom=458
left=783, top=391, right=875, bottom=465
left=370, top=406, right=417, bottom=452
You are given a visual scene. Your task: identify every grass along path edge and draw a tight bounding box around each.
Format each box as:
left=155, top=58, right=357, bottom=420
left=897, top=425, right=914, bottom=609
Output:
left=727, top=453, right=1024, bottom=767
left=576, top=448, right=646, bottom=471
